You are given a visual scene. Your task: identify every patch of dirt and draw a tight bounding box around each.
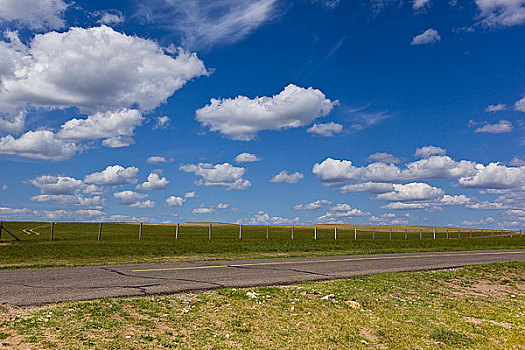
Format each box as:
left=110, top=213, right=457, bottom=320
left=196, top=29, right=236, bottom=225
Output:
left=464, top=317, right=512, bottom=329
left=1, top=331, right=35, bottom=349
left=440, top=279, right=524, bottom=299
left=470, top=282, right=523, bottom=298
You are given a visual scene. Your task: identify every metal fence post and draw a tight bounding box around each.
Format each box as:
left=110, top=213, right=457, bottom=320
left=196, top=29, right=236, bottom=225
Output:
left=314, top=226, right=317, bottom=240
left=373, top=228, right=375, bottom=240
left=389, top=228, right=392, bottom=241
left=491, top=230, right=494, bottom=239
left=98, top=222, right=102, bottom=241
left=458, top=229, right=461, bottom=240
left=291, top=226, right=294, bottom=240
left=239, top=224, right=242, bottom=240
left=266, top=225, right=269, bottom=240
left=50, top=222, right=54, bottom=241
left=354, top=227, right=357, bottom=240
left=446, top=229, right=449, bottom=240
left=510, top=230, right=513, bottom=239
left=420, top=229, right=422, bottom=240
left=433, top=229, right=436, bottom=240
left=209, top=224, right=212, bottom=240
left=470, top=230, right=472, bottom=238
left=139, top=222, right=142, bottom=240
left=176, top=223, right=179, bottom=239
left=405, top=228, right=407, bottom=240
left=334, top=226, right=337, bottom=240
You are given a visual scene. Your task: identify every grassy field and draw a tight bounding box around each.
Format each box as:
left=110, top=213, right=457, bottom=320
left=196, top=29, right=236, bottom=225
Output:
left=0, top=221, right=524, bottom=270
left=0, top=262, right=523, bottom=349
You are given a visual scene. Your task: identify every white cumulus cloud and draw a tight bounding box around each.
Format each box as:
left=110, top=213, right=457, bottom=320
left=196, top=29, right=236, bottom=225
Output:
left=234, top=152, right=262, bottom=163
left=515, top=97, right=525, bottom=111
left=340, top=182, right=395, bottom=194
left=192, top=206, right=215, bottom=214
left=411, top=28, right=441, bottom=45
left=270, top=170, right=304, bottom=184
left=318, top=204, right=370, bottom=221
left=414, top=145, right=446, bottom=158
left=184, top=191, right=196, bottom=198
left=136, top=171, right=169, bottom=190
left=376, top=182, right=444, bottom=202
left=57, top=109, right=143, bottom=147
left=114, top=190, right=148, bottom=205
left=147, top=156, right=172, bottom=164
left=239, top=210, right=300, bottom=225
left=474, top=120, right=513, bottom=133
left=485, top=103, right=507, bottom=112
left=294, top=199, right=331, bottom=210
left=180, top=162, right=251, bottom=190
left=0, top=26, right=208, bottom=117
left=307, top=122, right=343, bottom=137
left=366, top=152, right=401, bottom=164
left=166, top=196, right=185, bottom=207
left=85, top=165, right=139, bottom=185
left=196, top=84, right=338, bottom=140
left=0, top=130, right=79, bottom=161
left=458, top=163, right=525, bottom=189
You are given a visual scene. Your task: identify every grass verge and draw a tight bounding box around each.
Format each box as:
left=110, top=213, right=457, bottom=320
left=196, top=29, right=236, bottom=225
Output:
left=0, top=262, right=524, bottom=349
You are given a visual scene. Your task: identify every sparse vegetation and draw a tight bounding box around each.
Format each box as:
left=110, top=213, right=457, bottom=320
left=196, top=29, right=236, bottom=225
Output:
left=1, top=262, right=523, bottom=349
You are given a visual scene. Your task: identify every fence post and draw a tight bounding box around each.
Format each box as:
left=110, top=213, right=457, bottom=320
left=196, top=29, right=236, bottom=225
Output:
left=405, top=228, right=407, bottom=240
left=334, top=226, right=337, bottom=240
left=420, top=229, right=422, bottom=240
left=433, top=229, right=436, bottom=240
left=98, top=222, right=102, bottom=241
left=501, top=230, right=503, bottom=238
left=491, top=230, right=494, bottom=239
left=291, top=226, right=294, bottom=240
left=239, top=224, right=242, bottom=240
left=139, top=222, right=142, bottom=240
left=50, top=222, right=54, bottom=241
left=354, top=227, right=357, bottom=240
left=510, top=230, right=513, bottom=239
left=314, top=226, right=317, bottom=240
left=209, top=224, right=212, bottom=240
left=458, top=229, right=461, bottom=240
left=446, top=229, right=449, bottom=240
left=470, top=230, right=472, bottom=238
left=389, top=228, right=392, bottom=241
left=266, top=225, right=269, bottom=240
left=373, top=228, right=375, bottom=240
left=520, top=230, right=522, bottom=237
left=176, top=223, right=179, bottom=239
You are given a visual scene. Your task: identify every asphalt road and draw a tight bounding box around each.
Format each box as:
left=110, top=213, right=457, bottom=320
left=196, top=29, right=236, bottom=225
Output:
left=2, top=250, right=524, bottom=306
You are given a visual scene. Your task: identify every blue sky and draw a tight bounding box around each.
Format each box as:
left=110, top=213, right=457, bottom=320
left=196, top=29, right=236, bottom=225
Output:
left=0, top=0, right=524, bottom=228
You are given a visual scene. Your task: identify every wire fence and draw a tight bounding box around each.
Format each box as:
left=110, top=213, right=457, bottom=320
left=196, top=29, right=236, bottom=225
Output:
left=1, top=221, right=523, bottom=242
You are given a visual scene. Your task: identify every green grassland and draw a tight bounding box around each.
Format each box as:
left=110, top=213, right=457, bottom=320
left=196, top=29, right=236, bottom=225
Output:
left=1, top=262, right=523, bottom=349
left=0, top=221, right=523, bottom=269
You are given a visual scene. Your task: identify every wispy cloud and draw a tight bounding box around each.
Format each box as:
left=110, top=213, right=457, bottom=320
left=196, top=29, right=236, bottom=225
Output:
left=136, top=0, right=279, bottom=49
